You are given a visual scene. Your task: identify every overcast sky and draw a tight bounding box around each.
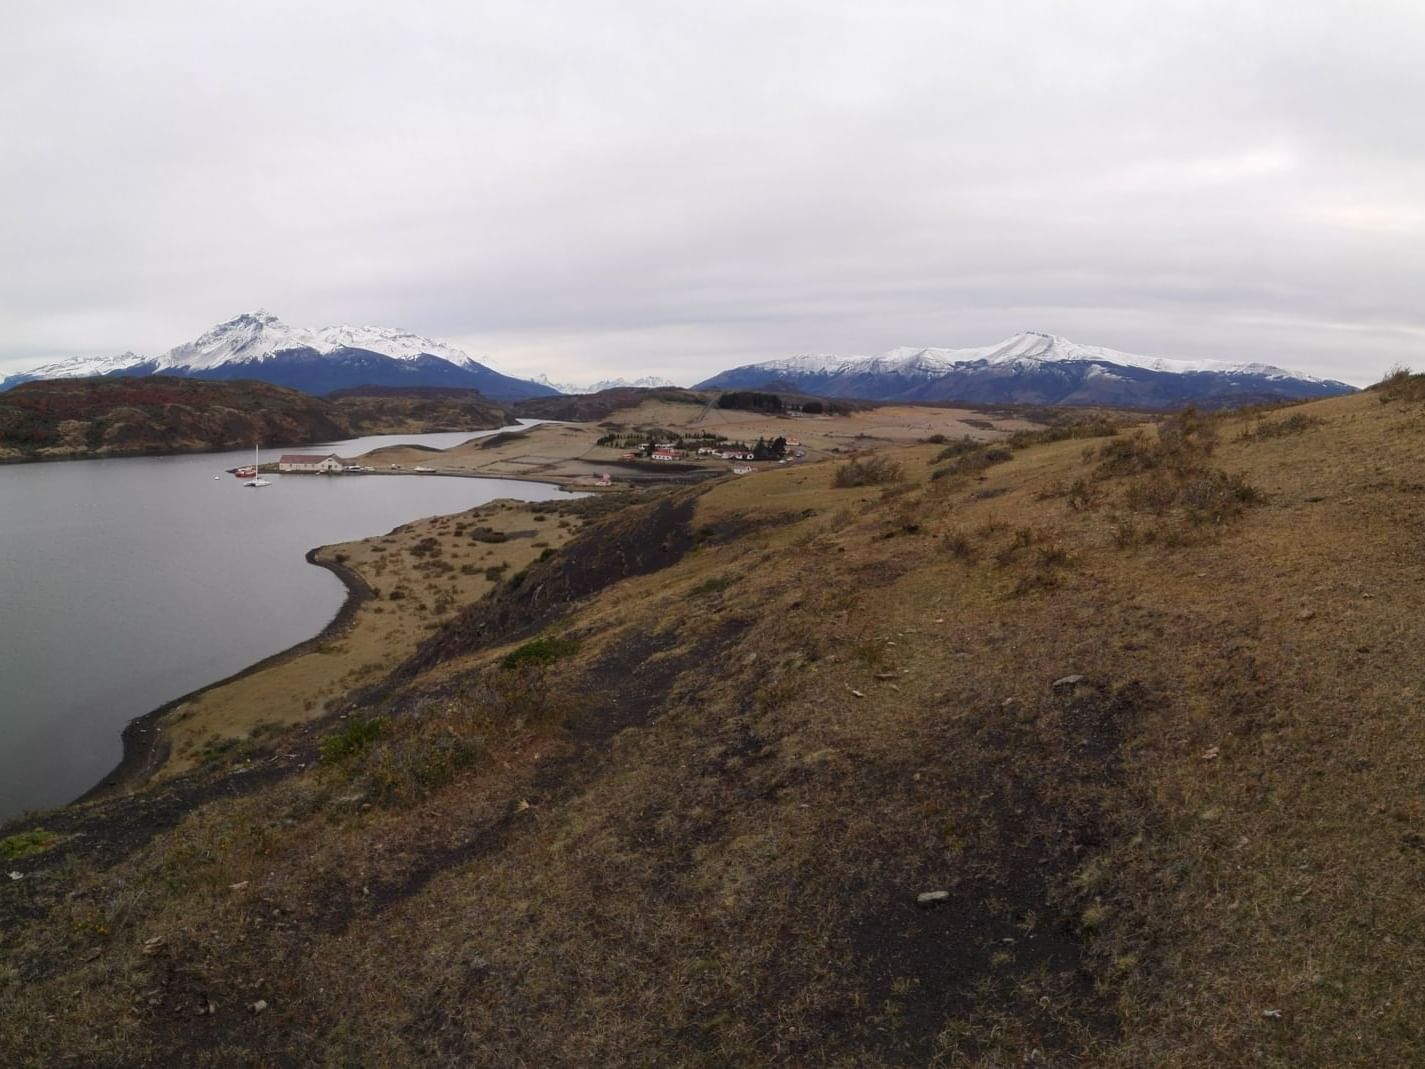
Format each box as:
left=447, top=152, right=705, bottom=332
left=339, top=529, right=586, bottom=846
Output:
left=3, top=1, right=1421, bottom=386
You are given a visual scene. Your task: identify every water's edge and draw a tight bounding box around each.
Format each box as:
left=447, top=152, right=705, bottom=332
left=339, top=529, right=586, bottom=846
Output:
left=74, top=546, right=375, bottom=806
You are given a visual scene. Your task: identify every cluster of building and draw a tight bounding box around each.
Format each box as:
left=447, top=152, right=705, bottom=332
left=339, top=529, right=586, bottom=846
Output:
left=617, top=437, right=805, bottom=465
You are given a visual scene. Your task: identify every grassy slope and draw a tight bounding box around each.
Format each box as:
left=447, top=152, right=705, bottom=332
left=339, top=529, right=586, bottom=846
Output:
left=4, top=389, right=1425, bottom=1066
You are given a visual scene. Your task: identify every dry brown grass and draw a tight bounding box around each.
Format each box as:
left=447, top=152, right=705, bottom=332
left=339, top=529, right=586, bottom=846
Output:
left=8, top=389, right=1425, bottom=1066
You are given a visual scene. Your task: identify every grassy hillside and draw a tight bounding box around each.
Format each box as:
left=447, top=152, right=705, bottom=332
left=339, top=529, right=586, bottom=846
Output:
left=4, top=383, right=1425, bottom=1066
left=0, top=378, right=511, bottom=461
left=327, top=387, right=512, bottom=435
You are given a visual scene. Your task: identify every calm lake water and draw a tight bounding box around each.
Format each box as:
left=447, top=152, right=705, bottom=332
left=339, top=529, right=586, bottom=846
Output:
left=0, top=425, right=576, bottom=821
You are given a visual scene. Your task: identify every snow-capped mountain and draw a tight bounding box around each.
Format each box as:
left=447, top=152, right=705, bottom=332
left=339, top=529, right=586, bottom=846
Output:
left=0, top=352, right=147, bottom=389
left=146, top=311, right=472, bottom=371
left=695, top=332, right=1356, bottom=409
left=529, top=373, right=681, bottom=395
left=0, top=312, right=557, bottom=399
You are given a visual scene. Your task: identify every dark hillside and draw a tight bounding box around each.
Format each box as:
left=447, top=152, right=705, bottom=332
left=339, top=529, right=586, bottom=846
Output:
left=0, top=377, right=511, bottom=461
left=329, top=388, right=512, bottom=434
left=0, top=376, right=348, bottom=460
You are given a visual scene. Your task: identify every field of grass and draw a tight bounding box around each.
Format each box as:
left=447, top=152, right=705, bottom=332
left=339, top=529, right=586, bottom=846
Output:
left=3, top=388, right=1425, bottom=1066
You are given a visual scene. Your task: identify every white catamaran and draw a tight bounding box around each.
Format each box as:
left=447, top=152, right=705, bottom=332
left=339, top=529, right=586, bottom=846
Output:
left=245, top=443, right=271, bottom=488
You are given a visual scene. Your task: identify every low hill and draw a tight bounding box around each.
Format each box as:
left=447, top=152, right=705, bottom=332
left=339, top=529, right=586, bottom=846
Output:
left=0, top=377, right=511, bottom=461
left=327, top=387, right=512, bottom=434
left=5, top=379, right=1425, bottom=1065
left=512, top=385, right=708, bottom=421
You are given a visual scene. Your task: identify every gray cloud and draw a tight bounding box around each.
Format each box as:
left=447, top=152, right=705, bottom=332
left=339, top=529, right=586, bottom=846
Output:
left=2, top=0, right=1421, bottom=385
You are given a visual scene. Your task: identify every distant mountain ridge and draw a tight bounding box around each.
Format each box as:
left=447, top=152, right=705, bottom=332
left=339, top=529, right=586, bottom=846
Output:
left=530, top=374, right=681, bottom=394
left=695, top=331, right=1356, bottom=409
left=0, top=311, right=558, bottom=400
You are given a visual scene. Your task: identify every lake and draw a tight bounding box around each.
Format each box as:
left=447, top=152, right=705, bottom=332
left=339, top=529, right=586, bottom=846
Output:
left=0, top=425, right=577, bottom=821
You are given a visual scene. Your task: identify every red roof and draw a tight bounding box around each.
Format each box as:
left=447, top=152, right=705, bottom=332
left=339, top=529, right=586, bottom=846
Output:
left=279, top=454, right=339, bottom=464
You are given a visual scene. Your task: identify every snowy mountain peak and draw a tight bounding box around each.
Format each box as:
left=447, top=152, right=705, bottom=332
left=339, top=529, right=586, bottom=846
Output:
left=1, top=313, right=559, bottom=399
left=148, top=312, right=476, bottom=371
left=693, top=332, right=1355, bottom=408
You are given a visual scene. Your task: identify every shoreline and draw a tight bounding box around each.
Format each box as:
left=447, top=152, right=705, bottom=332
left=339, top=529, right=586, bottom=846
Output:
left=74, top=548, right=376, bottom=806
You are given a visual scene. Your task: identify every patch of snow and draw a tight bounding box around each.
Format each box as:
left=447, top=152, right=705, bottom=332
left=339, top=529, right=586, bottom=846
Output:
left=755, top=353, right=857, bottom=375
left=3, top=351, right=145, bottom=382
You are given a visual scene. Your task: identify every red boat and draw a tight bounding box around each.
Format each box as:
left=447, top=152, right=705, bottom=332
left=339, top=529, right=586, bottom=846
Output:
left=231, top=466, right=256, bottom=479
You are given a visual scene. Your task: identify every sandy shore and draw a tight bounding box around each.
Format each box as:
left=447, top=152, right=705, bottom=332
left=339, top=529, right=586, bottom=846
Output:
left=77, top=494, right=594, bottom=800
left=76, top=550, right=376, bottom=803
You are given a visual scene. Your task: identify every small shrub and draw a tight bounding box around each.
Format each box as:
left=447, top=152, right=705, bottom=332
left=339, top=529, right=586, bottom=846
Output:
left=931, top=443, right=1013, bottom=481
left=1094, top=433, right=1165, bottom=478
left=993, top=526, right=1039, bottom=568
left=1109, top=516, right=1147, bottom=549
left=931, top=438, right=984, bottom=463
left=943, top=528, right=977, bottom=560
left=1375, top=365, right=1425, bottom=403
left=833, top=455, right=904, bottom=487
left=689, top=575, right=736, bottom=597
left=1035, top=542, right=1074, bottom=569
left=1006, top=417, right=1119, bottom=450
left=1237, top=412, right=1324, bottom=441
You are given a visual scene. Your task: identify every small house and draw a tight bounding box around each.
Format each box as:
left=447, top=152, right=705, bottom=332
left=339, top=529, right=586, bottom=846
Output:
left=278, top=453, right=343, bottom=473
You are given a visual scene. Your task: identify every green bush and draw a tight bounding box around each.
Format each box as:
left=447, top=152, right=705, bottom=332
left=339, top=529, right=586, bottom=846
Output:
left=320, top=716, right=387, bottom=764
left=500, top=634, right=580, bottom=671
left=0, top=828, right=57, bottom=860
